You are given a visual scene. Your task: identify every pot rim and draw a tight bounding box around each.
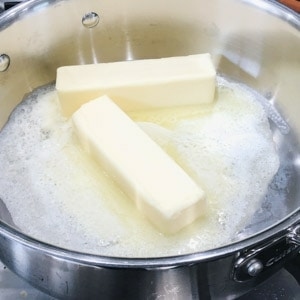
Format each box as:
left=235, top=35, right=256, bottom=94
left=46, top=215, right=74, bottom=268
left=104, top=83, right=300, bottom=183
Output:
left=1, top=0, right=299, bottom=30
left=0, top=209, right=298, bottom=268
left=247, top=0, right=300, bottom=29
left=0, top=0, right=299, bottom=268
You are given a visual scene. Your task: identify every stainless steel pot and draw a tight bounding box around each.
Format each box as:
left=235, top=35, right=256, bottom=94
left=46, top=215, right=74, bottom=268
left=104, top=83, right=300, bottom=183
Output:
left=0, top=0, right=299, bottom=299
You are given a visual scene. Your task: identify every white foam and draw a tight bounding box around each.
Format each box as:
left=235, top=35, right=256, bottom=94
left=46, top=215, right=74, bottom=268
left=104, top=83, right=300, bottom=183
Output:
left=168, top=86, right=279, bottom=242
left=0, top=80, right=280, bottom=257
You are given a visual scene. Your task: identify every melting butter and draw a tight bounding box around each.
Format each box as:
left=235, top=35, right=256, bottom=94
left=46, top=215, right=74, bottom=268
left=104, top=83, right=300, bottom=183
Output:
left=0, top=80, right=279, bottom=257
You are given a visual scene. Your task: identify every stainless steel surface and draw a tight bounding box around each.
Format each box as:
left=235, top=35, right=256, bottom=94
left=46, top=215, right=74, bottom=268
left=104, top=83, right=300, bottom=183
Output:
left=0, top=261, right=56, bottom=299
left=245, top=259, right=264, bottom=277
left=0, top=260, right=298, bottom=299
left=0, top=0, right=299, bottom=299
left=288, top=223, right=300, bottom=245
left=232, top=222, right=300, bottom=282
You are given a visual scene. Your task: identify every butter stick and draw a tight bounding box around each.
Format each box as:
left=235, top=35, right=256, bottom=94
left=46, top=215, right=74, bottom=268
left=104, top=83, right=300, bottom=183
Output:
left=72, top=95, right=206, bottom=233
left=57, top=54, right=216, bottom=117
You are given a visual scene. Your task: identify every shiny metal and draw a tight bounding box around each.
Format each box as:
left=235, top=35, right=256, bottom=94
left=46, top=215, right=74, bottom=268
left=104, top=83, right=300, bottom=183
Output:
left=246, top=259, right=264, bottom=277
left=232, top=221, right=300, bottom=283
left=287, top=224, right=300, bottom=246
left=0, top=198, right=16, bottom=227
left=0, top=0, right=299, bottom=299
left=82, top=12, right=99, bottom=28
left=0, top=54, right=10, bottom=71
left=0, top=212, right=299, bottom=300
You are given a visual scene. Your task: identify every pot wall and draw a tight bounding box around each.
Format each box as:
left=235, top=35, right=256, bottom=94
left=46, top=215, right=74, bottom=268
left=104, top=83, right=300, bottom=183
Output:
left=0, top=212, right=299, bottom=299
left=1, top=0, right=300, bottom=133
left=0, top=0, right=299, bottom=299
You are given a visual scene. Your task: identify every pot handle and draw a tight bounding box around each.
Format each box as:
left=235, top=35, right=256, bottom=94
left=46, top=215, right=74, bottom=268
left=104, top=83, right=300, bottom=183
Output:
left=284, top=224, right=300, bottom=284
left=233, top=222, right=300, bottom=283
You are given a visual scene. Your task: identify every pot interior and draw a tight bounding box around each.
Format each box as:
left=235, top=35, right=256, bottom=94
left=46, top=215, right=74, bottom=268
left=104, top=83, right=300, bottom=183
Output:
left=0, top=0, right=299, bottom=258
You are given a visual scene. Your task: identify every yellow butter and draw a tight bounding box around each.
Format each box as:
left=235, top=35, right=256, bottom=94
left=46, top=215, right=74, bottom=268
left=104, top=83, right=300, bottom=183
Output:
left=57, top=54, right=216, bottom=117
left=72, top=95, right=206, bottom=233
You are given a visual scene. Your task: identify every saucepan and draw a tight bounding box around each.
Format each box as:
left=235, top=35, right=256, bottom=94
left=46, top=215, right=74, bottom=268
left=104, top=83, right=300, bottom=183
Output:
left=0, top=0, right=299, bottom=299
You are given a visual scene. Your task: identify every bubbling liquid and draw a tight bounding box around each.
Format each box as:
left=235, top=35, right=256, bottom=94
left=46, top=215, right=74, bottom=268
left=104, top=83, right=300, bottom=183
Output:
left=0, top=79, right=279, bottom=257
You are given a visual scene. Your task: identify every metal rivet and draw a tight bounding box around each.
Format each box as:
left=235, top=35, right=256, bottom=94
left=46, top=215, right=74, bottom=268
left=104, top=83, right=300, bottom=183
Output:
left=0, top=54, right=10, bottom=72
left=246, top=259, right=263, bottom=277
left=82, top=12, right=99, bottom=28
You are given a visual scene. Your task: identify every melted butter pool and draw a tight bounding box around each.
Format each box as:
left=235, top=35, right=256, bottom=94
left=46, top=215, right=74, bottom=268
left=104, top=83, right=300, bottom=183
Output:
left=0, top=79, right=279, bottom=257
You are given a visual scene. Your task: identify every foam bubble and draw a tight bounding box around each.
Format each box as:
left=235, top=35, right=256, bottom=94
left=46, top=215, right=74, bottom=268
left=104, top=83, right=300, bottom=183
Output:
left=0, top=80, right=280, bottom=257
left=168, top=87, right=279, bottom=240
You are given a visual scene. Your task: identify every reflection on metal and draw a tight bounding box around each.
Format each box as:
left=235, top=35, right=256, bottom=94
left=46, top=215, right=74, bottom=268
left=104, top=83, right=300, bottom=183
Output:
left=0, top=54, right=10, bottom=72
left=0, top=0, right=299, bottom=298
left=287, top=223, right=300, bottom=246
left=82, top=12, right=99, bottom=28
left=233, top=230, right=300, bottom=282
left=246, top=258, right=264, bottom=277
